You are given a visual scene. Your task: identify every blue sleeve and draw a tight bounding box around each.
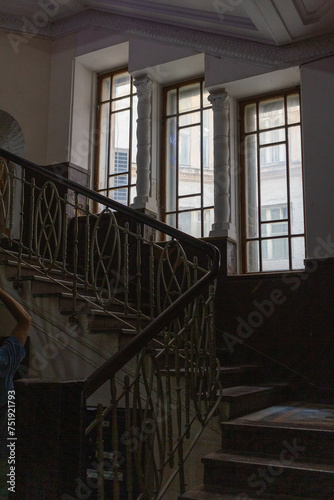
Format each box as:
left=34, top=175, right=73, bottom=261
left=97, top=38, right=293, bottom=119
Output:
left=0, top=337, right=26, bottom=384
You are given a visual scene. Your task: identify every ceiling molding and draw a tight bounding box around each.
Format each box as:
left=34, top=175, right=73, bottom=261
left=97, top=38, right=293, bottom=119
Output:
left=1, top=9, right=334, bottom=69
left=88, top=0, right=257, bottom=31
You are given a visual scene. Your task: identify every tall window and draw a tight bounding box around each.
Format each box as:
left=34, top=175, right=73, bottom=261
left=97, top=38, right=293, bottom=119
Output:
left=163, top=79, right=214, bottom=238
left=95, top=69, right=138, bottom=208
left=240, top=90, right=305, bottom=272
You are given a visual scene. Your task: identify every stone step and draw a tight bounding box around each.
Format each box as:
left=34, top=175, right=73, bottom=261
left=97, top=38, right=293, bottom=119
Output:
left=202, top=451, right=334, bottom=498
left=219, top=384, right=291, bottom=420
left=0, top=257, right=65, bottom=279
left=220, top=404, right=334, bottom=463
left=180, top=485, right=317, bottom=500
left=61, top=308, right=147, bottom=330
left=8, top=274, right=88, bottom=294
left=0, top=251, right=65, bottom=271
left=219, top=364, right=260, bottom=388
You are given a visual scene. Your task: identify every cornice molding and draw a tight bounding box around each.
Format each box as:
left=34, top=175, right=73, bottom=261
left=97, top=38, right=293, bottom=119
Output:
left=1, top=9, right=334, bottom=68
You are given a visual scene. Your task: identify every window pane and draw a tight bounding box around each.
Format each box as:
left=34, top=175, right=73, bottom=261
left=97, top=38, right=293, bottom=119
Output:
left=130, top=182, right=136, bottom=206
left=101, top=77, right=110, bottom=101
left=292, top=236, right=305, bottom=269
left=247, top=240, right=259, bottom=272
left=203, top=108, right=214, bottom=170
left=287, top=94, right=300, bottom=124
left=179, top=129, right=191, bottom=166
left=203, top=169, right=214, bottom=207
left=167, top=89, right=177, bottom=115
left=112, top=73, right=131, bottom=98
left=178, top=126, right=201, bottom=196
left=166, top=213, right=176, bottom=229
left=259, top=129, right=285, bottom=145
left=259, top=98, right=285, bottom=129
left=131, top=96, right=138, bottom=186
left=109, top=111, right=130, bottom=175
left=260, top=146, right=287, bottom=211
left=244, top=103, right=256, bottom=133
left=289, top=126, right=304, bottom=234
left=179, top=111, right=201, bottom=127
left=262, top=221, right=288, bottom=237
left=179, top=211, right=201, bottom=238
left=262, top=238, right=289, bottom=272
left=261, top=204, right=287, bottom=222
left=97, top=103, right=110, bottom=190
left=109, top=187, right=128, bottom=205
left=112, top=97, right=130, bottom=112
left=245, top=134, right=258, bottom=238
left=179, top=195, right=201, bottom=211
left=203, top=208, right=214, bottom=237
left=166, top=117, right=177, bottom=212
left=179, top=83, right=201, bottom=112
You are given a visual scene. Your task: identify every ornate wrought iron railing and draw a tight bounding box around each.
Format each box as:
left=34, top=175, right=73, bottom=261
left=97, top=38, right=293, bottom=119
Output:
left=0, top=148, right=221, bottom=499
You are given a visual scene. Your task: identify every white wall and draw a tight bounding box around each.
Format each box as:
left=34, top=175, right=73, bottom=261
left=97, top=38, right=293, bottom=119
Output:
left=301, top=56, right=334, bottom=259
left=0, top=32, right=51, bottom=164
left=47, top=34, right=76, bottom=164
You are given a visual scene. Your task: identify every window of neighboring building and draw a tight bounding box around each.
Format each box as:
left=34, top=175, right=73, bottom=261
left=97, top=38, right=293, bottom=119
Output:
left=240, top=89, right=305, bottom=272
left=162, top=79, right=214, bottom=238
left=94, top=69, right=138, bottom=209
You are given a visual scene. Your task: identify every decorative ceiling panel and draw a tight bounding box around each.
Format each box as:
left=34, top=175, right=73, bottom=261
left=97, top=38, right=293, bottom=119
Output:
left=292, top=0, right=334, bottom=25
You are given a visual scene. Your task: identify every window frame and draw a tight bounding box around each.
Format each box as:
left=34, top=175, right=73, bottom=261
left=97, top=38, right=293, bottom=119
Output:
left=94, top=67, right=137, bottom=210
left=161, top=77, right=214, bottom=238
left=240, top=87, right=306, bottom=273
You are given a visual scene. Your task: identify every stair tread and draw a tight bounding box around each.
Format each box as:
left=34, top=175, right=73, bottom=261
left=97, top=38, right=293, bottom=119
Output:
left=222, top=417, right=334, bottom=433
left=202, top=450, right=334, bottom=473
left=223, top=401, right=334, bottom=431
left=89, top=327, right=137, bottom=334
left=61, top=309, right=140, bottom=318
left=180, top=485, right=316, bottom=500
left=1, top=259, right=64, bottom=273
left=221, top=384, right=287, bottom=399
left=218, top=364, right=258, bottom=374
left=9, top=274, right=84, bottom=287
left=180, top=485, right=314, bottom=500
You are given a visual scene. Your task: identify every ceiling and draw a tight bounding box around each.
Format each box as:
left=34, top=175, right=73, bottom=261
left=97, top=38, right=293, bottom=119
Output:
left=0, top=0, right=334, bottom=45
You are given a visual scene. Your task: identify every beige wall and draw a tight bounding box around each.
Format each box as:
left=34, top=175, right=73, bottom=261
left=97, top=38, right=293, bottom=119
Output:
left=0, top=32, right=51, bottom=164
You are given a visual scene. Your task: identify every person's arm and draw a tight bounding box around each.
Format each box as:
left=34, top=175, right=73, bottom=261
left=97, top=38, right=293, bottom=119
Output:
left=0, top=287, right=31, bottom=346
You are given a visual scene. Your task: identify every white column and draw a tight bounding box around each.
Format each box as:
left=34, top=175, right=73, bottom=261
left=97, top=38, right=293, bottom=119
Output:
left=131, top=75, right=153, bottom=210
left=208, top=90, right=232, bottom=237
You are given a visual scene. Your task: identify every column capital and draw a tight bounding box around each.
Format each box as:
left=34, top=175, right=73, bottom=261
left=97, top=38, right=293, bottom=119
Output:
left=133, top=75, right=153, bottom=98
left=208, top=90, right=230, bottom=111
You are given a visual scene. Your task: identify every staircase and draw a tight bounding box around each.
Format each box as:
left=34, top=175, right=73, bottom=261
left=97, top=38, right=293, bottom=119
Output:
left=180, top=355, right=334, bottom=500
left=180, top=400, right=334, bottom=499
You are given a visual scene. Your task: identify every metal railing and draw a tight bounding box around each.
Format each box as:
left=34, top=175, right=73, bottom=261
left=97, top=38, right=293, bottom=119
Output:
left=0, top=148, right=221, bottom=499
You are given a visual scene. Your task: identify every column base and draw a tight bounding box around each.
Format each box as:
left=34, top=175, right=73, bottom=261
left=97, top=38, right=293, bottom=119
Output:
left=209, top=222, right=237, bottom=241
left=204, top=235, right=238, bottom=277
left=131, top=196, right=157, bottom=215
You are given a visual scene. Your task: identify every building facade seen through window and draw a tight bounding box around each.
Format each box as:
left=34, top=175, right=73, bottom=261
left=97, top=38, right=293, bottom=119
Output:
left=94, top=69, right=138, bottom=210
left=240, top=89, right=305, bottom=272
left=162, top=79, right=214, bottom=238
